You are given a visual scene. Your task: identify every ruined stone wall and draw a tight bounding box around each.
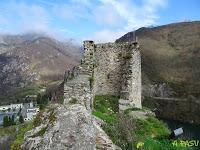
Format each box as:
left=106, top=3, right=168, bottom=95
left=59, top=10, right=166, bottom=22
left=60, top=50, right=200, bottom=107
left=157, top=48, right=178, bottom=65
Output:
left=93, top=43, right=122, bottom=95
left=64, top=40, right=142, bottom=111
left=93, top=42, right=141, bottom=109
left=119, top=47, right=142, bottom=110
left=63, top=41, right=95, bottom=110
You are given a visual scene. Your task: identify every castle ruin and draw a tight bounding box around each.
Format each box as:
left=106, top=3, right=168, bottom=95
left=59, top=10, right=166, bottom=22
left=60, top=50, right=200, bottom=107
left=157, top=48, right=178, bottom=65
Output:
left=64, top=40, right=142, bottom=111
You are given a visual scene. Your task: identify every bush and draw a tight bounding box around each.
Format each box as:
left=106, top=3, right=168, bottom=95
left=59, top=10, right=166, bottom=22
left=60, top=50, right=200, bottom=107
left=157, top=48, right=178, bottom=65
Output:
left=33, top=110, right=44, bottom=127
left=36, top=93, right=49, bottom=110
left=19, top=115, right=24, bottom=124
left=103, top=114, right=136, bottom=150
left=3, top=115, right=16, bottom=127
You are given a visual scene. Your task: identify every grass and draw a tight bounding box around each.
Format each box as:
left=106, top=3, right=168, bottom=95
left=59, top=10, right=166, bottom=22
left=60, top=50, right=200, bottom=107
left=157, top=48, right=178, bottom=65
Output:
left=10, top=122, right=33, bottom=150
left=92, top=95, right=193, bottom=150
left=124, top=107, right=145, bottom=115
left=93, top=95, right=119, bottom=114
left=0, top=125, right=16, bottom=136
left=135, top=117, right=170, bottom=140
left=92, top=111, right=117, bottom=124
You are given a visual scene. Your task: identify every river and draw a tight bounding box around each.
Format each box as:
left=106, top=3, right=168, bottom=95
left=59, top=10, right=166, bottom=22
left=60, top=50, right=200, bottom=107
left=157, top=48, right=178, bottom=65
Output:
left=161, top=119, right=200, bottom=140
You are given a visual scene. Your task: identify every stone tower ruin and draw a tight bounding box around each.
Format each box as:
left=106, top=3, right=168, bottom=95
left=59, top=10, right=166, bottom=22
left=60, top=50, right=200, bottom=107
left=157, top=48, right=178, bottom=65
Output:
left=64, top=40, right=142, bottom=111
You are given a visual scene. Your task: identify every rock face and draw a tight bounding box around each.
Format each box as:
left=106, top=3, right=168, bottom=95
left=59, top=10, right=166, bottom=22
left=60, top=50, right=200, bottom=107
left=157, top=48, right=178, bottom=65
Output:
left=22, top=104, right=119, bottom=150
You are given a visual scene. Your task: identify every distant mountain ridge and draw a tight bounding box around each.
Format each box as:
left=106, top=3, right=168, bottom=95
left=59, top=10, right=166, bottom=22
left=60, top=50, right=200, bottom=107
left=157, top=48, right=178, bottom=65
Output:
left=116, top=21, right=200, bottom=98
left=0, top=33, right=81, bottom=104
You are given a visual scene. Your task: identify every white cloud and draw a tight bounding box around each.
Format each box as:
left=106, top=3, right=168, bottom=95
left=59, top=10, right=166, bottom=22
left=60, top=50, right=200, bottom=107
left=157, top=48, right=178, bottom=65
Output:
left=0, top=1, right=72, bottom=41
left=86, top=29, right=125, bottom=43
left=93, top=3, right=124, bottom=26
left=88, top=0, right=167, bottom=42
left=0, top=0, right=167, bottom=43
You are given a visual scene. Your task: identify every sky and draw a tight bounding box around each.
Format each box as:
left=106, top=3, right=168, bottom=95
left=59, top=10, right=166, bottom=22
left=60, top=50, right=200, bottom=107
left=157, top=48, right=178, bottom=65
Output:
left=0, top=0, right=199, bottom=43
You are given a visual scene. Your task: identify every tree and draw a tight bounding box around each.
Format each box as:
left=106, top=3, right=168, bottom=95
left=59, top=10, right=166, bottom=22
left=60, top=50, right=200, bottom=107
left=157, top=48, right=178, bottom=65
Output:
left=19, top=115, right=24, bottom=124
left=3, top=116, right=9, bottom=127
left=17, top=107, right=22, bottom=116
left=8, top=116, right=12, bottom=126
left=36, top=93, right=41, bottom=105
left=11, top=114, right=16, bottom=125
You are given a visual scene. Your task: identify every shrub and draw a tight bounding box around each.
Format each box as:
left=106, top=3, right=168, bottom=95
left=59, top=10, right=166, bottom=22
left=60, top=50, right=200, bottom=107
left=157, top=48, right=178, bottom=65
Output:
left=19, top=115, right=24, bottom=124
left=33, top=110, right=44, bottom=127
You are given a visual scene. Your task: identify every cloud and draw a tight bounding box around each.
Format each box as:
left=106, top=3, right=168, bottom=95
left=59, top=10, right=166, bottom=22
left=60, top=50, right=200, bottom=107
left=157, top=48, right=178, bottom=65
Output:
left=93, top=3, right=124, bottom=26
left=0, top=0, right=167, bottom=43
left=88, top=0, right=168, bottom=42
left=86, top=29, right=125, bottom=43
left=0, top=1, right=73, bottom=41
left=0, top=1, right=50, bottom=33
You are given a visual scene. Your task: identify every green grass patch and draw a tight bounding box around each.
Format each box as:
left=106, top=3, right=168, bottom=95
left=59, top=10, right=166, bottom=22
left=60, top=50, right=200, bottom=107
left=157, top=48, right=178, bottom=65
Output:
left=10, top=122, right=33, bottom=150
left=142, top=138, right=192, bottom=150
left=124, top=107, right=144, bottom=115
left=92, top=111, right=117, bottom=124
left=0, top=125, right=16, bottom=136
left=93, top=95, right=119, bottom=114
left=135, top=116, right=170, bottom=140
left=92, top=95, right=192, bottom=150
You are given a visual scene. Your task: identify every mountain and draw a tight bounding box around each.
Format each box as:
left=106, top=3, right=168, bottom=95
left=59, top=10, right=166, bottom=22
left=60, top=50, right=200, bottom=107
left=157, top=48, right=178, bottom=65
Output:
left=0, top=33, right=81, bottom=104
left=116, top=21, right=200, bottom=99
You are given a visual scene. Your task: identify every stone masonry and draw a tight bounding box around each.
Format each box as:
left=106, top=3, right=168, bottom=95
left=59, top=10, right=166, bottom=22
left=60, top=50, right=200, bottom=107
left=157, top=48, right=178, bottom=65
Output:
left=64, top=40, right=142, bottom=111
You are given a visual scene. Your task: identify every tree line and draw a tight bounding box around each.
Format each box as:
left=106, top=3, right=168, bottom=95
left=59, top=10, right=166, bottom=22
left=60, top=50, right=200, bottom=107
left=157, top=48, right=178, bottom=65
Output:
left=3, top=115, right=24, bottom=127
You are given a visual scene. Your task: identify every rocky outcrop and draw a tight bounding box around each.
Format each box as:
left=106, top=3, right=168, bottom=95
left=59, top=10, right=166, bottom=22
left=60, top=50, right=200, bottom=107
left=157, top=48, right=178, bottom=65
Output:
left=22, top=104, right=119, bottom=150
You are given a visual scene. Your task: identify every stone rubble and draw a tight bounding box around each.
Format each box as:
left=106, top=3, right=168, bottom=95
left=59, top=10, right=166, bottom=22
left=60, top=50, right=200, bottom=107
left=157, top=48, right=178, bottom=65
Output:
left=22, top=104, right=120, bottom=150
